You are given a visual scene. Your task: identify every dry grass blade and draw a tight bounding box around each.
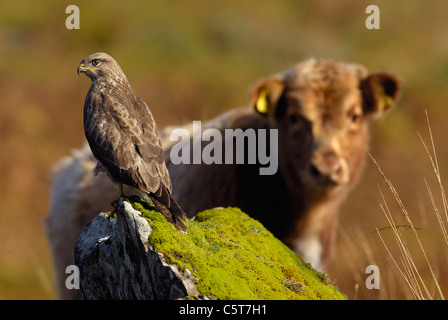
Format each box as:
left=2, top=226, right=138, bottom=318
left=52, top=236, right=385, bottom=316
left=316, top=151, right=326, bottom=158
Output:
left=369, top=152, right=445, bottom=299
left=418, top=110, right=448, bottom=245
left=375, top=227, right=421, bottom=299
left=377, top=188, right=430, bottom=299
left=423, top=178, right=448, bottom=247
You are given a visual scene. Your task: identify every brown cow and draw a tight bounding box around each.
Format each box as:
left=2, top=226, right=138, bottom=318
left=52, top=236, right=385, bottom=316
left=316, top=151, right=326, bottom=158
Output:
left=165, top=58, right=402, bottom=268
left=45, top=58, right=402, bottom=299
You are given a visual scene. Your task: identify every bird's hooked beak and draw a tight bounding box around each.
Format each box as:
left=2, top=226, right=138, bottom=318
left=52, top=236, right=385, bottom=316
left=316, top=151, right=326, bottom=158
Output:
left=77, top=63, right=86, bottom=75
left=77, top=63, right=96, bottom=75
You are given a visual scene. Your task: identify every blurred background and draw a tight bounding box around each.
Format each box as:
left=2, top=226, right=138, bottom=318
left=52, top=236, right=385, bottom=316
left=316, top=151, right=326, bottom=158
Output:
left=1, top=0, right=448, bottom=299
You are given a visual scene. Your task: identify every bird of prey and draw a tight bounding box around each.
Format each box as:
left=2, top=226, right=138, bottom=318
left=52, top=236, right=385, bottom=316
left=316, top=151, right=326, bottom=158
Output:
left=77, top=52, right=187, bottom=232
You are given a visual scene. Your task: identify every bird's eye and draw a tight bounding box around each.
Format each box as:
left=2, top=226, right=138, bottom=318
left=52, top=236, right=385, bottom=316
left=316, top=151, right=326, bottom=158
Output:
left=91, top=59, right=100, bottom=67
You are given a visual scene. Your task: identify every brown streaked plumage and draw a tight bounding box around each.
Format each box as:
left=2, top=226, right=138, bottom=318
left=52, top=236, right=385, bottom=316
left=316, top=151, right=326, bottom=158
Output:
left=77, top=52, right=187, bottom=232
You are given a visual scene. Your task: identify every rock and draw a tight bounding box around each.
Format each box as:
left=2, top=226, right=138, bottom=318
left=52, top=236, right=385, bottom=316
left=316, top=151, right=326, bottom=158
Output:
left=74, top=197, right=346, bottom=300
left=74, top=198, right=199, bottom=299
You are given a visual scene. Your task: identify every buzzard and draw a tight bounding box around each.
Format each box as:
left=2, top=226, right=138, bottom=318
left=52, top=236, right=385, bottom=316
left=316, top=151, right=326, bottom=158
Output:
left=77, top=52, right=187, bottom=232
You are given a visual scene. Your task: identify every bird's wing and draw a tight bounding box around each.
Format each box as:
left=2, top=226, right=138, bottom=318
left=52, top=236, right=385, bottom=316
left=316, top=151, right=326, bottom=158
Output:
left=134, top=96, right=173, bottom=193
left=84, top=92, right=172, bottom=194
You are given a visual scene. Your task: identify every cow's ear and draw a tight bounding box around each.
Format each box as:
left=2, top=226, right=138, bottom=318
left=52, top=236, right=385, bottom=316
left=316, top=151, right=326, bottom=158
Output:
left=360, top=72, right=403, bottom=117
left=249, top=76, right=286, bottom=118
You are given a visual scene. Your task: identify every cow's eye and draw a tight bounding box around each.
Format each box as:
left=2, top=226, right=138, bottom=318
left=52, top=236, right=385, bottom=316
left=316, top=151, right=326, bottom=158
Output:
left=289, top=113, right=300, bottom=125
left=348, top=107, right=362, bottom=124
left=351, top=113, right=361, bottom=123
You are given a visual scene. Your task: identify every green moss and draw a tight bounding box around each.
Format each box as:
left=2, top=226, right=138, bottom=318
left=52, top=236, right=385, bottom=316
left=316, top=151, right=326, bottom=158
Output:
left=130, top=199, right=346, bottom=300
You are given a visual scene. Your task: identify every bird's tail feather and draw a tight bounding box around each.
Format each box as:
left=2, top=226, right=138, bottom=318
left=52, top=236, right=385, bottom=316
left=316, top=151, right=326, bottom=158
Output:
left=150, top=194, right=187, bottom=233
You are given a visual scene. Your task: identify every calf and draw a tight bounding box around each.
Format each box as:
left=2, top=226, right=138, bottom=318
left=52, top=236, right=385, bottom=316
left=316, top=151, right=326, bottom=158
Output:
left=45, top=59, right=401, bottom=299
left=166, top=58, right=402, bottom=268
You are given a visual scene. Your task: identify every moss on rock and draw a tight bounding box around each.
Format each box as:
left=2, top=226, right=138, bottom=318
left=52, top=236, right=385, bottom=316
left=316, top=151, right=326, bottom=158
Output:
left=130, top=199, right=346, bottom=300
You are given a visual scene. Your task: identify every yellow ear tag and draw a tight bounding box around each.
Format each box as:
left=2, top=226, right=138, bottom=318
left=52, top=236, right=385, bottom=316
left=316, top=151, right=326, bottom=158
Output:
left=256, top=89, right=269, bottom=114
left=382, top=94, right=394, bottom=110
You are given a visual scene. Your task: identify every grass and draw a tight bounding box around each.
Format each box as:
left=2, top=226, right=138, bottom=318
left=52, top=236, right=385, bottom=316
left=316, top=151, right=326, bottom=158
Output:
left=366, top=111, right=447, bottom=300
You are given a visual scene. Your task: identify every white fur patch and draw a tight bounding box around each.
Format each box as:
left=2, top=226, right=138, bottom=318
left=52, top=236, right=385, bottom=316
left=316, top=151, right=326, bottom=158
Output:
left=293, top=236, right=323, bottom=270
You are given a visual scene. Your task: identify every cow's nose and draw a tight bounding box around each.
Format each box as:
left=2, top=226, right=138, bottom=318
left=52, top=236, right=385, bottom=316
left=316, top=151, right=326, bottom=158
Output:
left=311, top=151, right=349, bottom=185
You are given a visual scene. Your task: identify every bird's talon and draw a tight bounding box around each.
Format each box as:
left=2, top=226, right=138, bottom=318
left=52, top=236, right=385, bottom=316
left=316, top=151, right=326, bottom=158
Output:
left=107, top=201, right=119, bottom=218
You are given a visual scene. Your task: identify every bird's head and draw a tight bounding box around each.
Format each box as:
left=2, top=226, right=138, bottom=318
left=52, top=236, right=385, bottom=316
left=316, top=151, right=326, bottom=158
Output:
left=77, top=52, right=124, bottom=81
